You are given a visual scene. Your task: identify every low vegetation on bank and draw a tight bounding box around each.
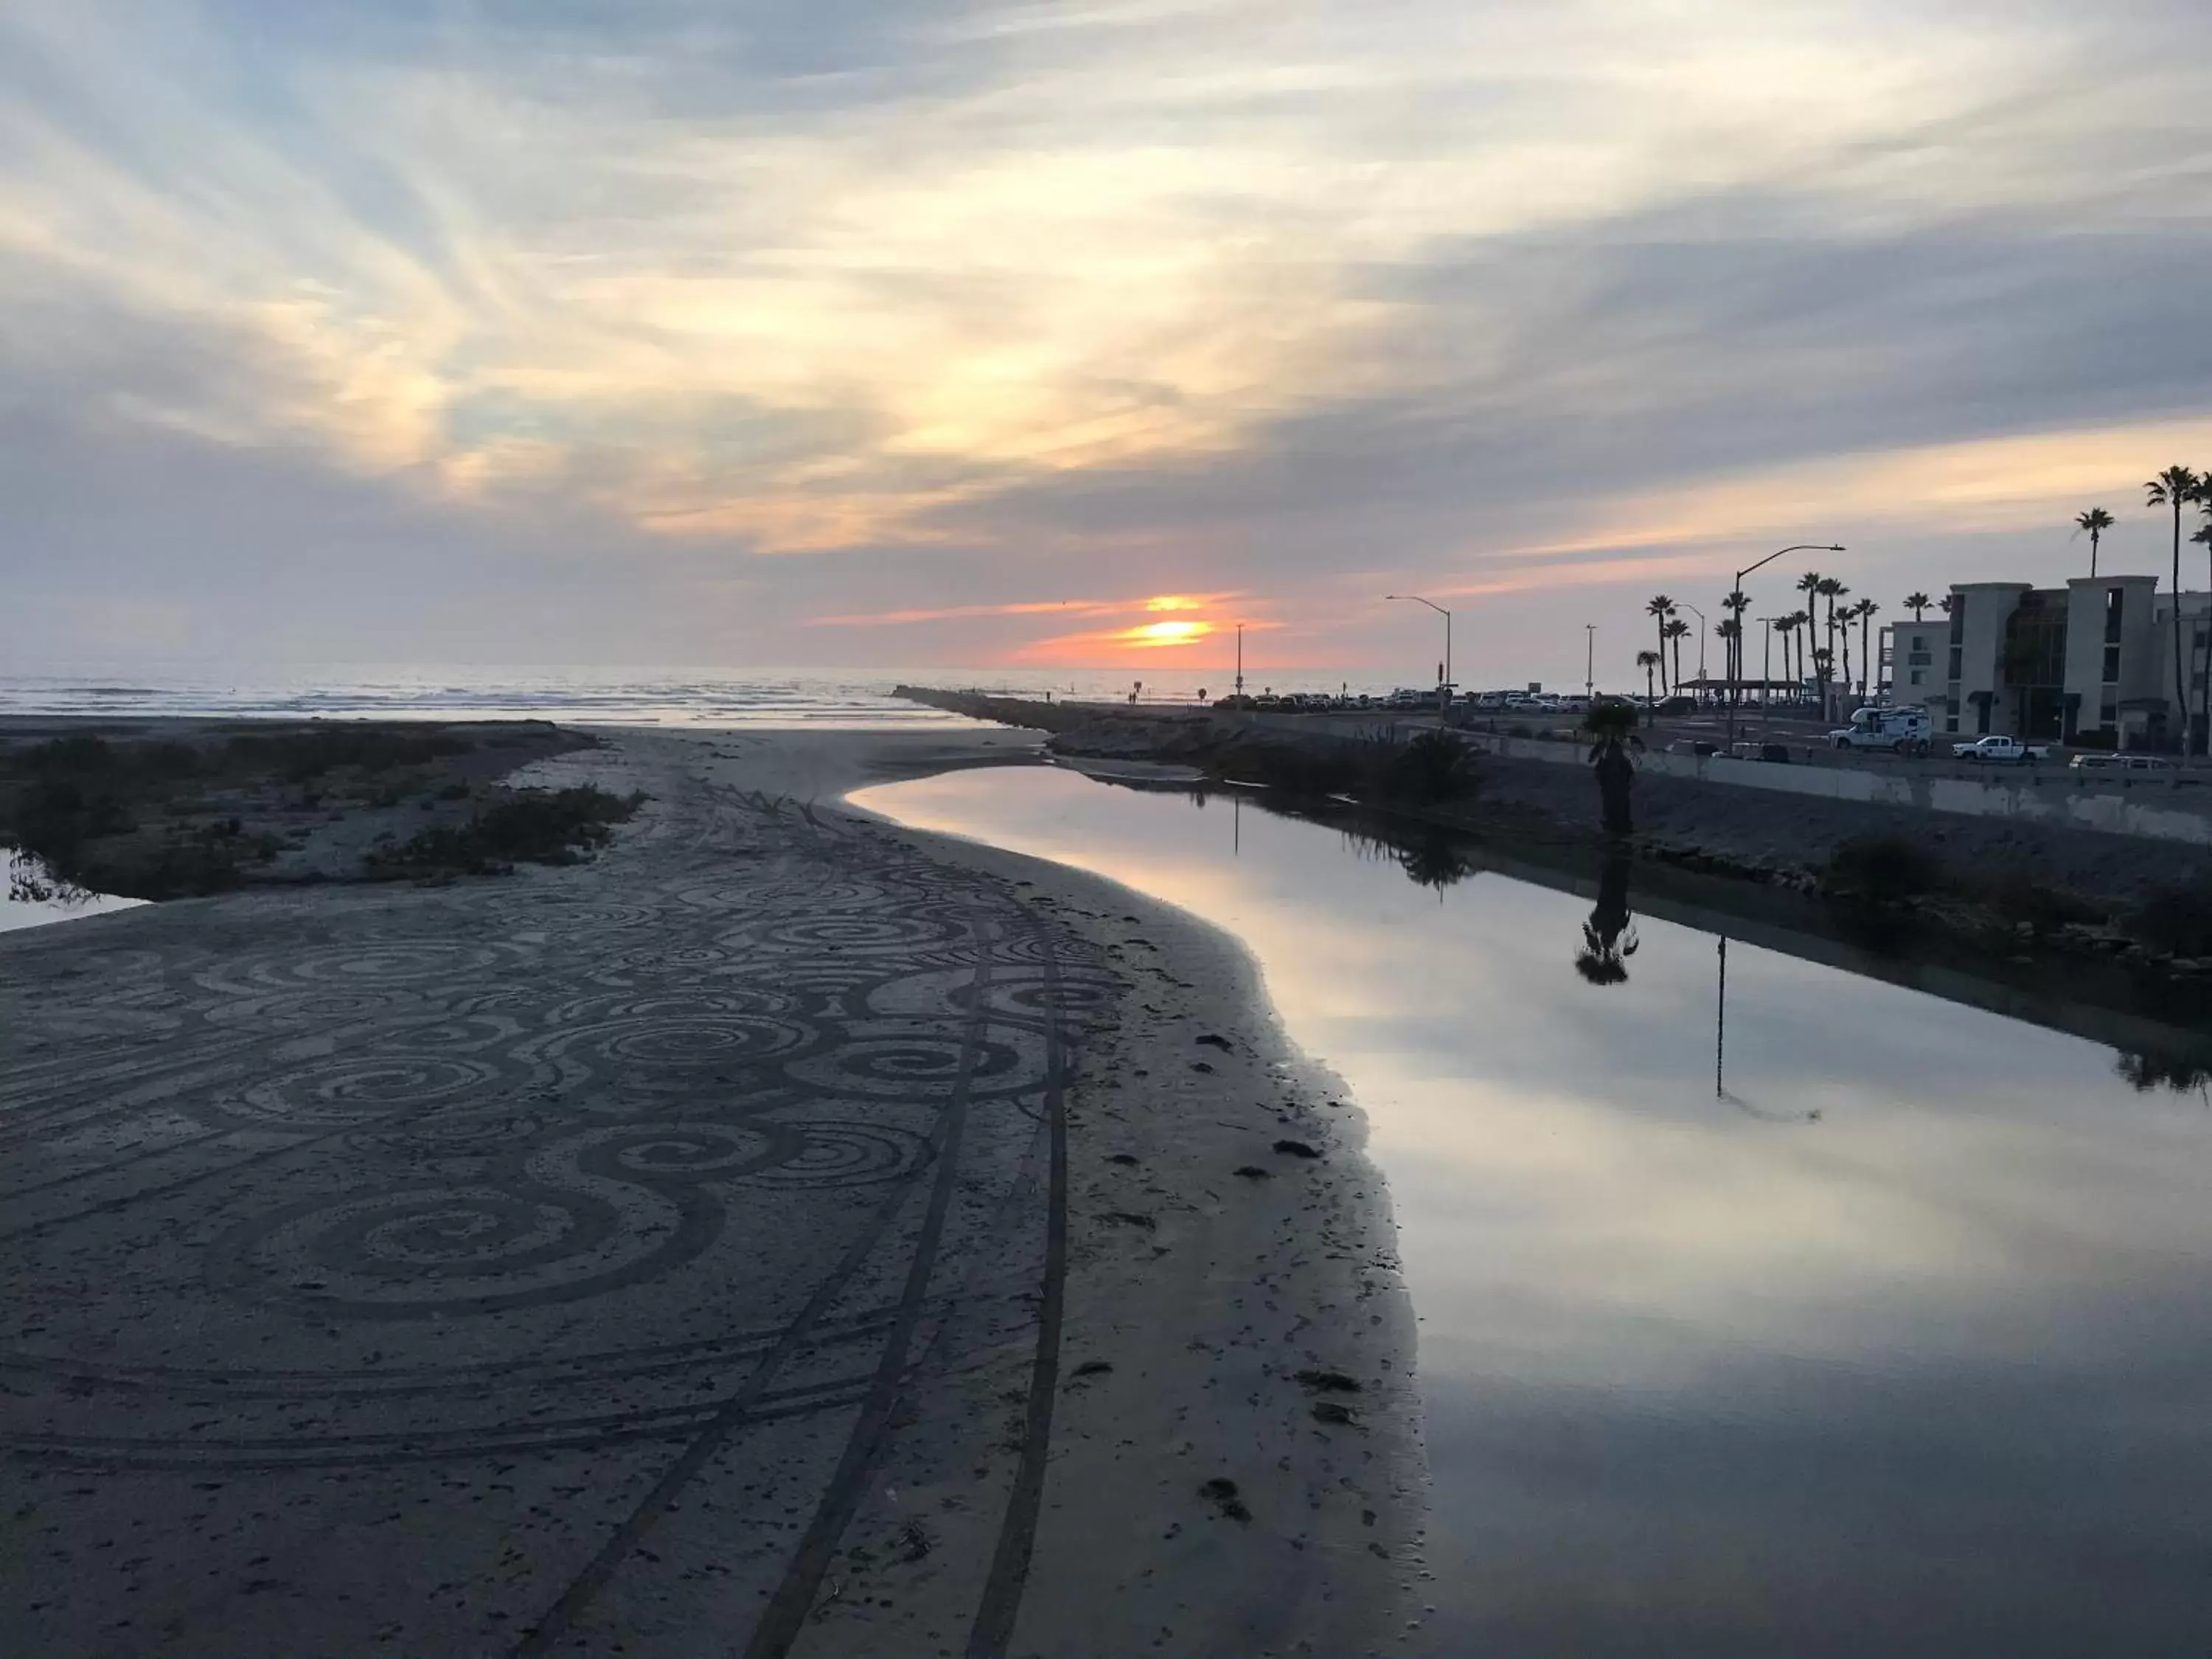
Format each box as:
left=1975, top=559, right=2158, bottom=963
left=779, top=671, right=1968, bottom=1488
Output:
left=1814, top=832, right=2212, bottom=967
left=0, top=723, right=632, bottom=899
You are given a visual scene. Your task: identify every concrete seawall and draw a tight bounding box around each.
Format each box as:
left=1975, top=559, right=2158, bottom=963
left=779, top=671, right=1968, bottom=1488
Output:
left=1245, top=712, right=2212, bottom=849
left=898, top=687, right=2212, bottom=851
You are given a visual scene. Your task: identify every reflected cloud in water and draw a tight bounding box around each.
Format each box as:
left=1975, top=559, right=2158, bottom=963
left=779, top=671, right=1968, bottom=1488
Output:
left=860, top=765, right=2212, bottom=1655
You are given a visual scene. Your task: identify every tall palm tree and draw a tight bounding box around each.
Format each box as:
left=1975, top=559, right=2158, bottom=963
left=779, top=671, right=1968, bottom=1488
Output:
left=1815, top=577, right=1847, bottom=711
left=2074, top=507, right=2115, bottom=580
left=1645, top=596, right=1677, bottom=695
left=1904, top=591, right=1930, bottom=622
left=1720, top=591, right=1750, bottom=707
left=1635, top=649, right=1662, bottom=717
left=1782, top=610, right=1806, bottom=695
left=1938, top=594, right=1955, bottom=616
left=2194, top=512, right=2212, bottom=750
left=2146, top=465, right=2202, bottom=754
left=1663, top=616, right=1690, bottom=695
left=1853, top=598, right=1880, bottom=698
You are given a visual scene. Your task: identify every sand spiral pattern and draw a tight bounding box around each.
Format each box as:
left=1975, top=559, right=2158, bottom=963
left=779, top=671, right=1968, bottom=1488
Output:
left=0, top=723, right=1120, bottom=1659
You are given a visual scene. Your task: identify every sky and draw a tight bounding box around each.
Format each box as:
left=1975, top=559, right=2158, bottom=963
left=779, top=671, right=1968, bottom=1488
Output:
left=5, top=0, right=2212, bottom=689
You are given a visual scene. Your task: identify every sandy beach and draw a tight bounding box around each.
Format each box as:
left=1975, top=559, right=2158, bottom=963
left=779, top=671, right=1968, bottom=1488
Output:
left=1, top=725, right=1423, bottom=1658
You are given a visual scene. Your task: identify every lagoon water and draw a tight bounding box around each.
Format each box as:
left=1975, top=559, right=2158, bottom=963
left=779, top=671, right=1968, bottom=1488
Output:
left=860, top=764, right=2212, bottom=1657
left=1, top=851, right=145, bottom=934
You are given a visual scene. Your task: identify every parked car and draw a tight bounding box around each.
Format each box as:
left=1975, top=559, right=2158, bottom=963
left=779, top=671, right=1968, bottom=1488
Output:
left=2070, top=752, right=2118, bottom=771
left=1952, top=736, right=2050, bottom=765
left=2118, top=754, right=2175, bottom=772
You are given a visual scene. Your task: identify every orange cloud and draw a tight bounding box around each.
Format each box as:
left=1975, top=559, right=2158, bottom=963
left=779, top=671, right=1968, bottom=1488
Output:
left=806, top=598, right=1116, bottom=627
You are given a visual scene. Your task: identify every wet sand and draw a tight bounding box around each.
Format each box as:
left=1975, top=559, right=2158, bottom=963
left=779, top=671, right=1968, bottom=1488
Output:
left=1, top=726, right=1422, bottom=1658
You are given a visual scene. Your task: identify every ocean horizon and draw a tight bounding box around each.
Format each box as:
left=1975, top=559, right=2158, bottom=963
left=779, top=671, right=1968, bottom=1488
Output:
left=0, top=665, right=1432, bottom=728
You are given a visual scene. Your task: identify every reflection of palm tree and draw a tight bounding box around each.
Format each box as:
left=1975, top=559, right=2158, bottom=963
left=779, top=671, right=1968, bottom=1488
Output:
left=2114, top=1048, right=2212, bottom=1095
left=1397, top=832, right=1474, bottom=890
left=1574, top=855, right=1638, bottom=984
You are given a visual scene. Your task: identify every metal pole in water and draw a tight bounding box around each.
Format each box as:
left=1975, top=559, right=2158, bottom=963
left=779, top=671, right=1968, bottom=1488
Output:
left=1715, top=935, right=1728, bottom=1098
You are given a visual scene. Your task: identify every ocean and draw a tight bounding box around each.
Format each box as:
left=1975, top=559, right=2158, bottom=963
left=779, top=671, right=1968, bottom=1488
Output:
left=0, top=665, right=1413, bottom=728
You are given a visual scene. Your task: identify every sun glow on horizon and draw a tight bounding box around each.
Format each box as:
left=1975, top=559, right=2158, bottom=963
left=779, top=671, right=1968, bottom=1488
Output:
left=1122, top=619, right=1213, bottom=646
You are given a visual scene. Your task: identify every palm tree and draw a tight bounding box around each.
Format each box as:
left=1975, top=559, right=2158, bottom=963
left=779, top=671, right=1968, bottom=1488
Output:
left=1784, top=609, right=1813, bottom=697
left=2074, top=507, right=2115, bottom=580
left=2194, top=513, right=2212, bottom=749
left=1645, top=596, right=1677, bottom=695
left=1635, top=649, right=1662, bottom=718
left=1719, top=592, right=1750, bottom=709
left=2146, top=465, right=2202, bottom=754
left=1815, top=577, right=1847, bottom=711
left=1904, top=591, right=1930, bottom=622
left=1853, top=598, right=1880, bottom=698
left=1663, top=616, right=1690, bottom=695
left=1584, top=702, right=1638, bottom=837
left=1938, top=594, right=1955, bottom=616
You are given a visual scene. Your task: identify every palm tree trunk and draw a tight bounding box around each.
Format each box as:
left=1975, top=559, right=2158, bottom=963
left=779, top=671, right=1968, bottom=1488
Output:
left=2090, top=528, right=2100, bottom=581
left=1656, top=619, right=1668, bottom=695
left=2174, top=503, right=2189, bottom=755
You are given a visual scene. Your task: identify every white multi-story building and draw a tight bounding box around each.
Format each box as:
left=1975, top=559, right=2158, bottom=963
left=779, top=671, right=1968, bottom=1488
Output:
left=1879, top=578, right=2212, bottom=750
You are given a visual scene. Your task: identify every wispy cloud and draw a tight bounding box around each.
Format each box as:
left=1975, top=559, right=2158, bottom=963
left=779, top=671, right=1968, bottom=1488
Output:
left=3, top=0, right=2210, bottom=676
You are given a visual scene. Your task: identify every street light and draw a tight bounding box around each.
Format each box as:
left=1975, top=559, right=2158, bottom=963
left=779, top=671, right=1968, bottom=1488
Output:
left=1384, top=594, right=1452, bottom=709
left=1728, top=544, right=1844, bottom=743
left=1681, top=602, right=1708, bottom=685
left=1585, top=624, right=1596, bottom=700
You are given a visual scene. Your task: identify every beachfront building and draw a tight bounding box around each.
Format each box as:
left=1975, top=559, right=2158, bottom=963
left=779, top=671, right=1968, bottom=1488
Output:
left=1879, top=578, right=2212, bottom=749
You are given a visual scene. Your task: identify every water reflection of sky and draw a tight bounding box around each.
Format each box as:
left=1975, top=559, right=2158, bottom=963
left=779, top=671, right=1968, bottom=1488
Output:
left=858, top=765, right=2212, bottom=1657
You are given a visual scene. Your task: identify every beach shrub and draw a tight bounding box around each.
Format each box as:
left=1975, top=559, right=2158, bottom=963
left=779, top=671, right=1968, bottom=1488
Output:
left=2129, top=881, right=2212, bottom=959
left=1822, top=835, right=1939, bottom=904
left=1381, top=730, right=1479, bottom=805
left=223, top=726, right=473, bottom=784
left=369, top=785, right=645, bottom=876
left=1978, top=866, right=2101, bottom=938
left=1211, top=740, right=1361, bottom=799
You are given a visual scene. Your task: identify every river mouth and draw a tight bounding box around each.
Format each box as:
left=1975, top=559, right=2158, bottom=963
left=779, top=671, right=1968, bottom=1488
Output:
left=859, top=762, right=2212, bottom=1658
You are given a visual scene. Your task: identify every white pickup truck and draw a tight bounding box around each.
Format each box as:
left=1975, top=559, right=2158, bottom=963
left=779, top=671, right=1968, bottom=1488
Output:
left=1952, top=735, right=2051, bottom=765
left=1831, top=705, right=1933, bottom=755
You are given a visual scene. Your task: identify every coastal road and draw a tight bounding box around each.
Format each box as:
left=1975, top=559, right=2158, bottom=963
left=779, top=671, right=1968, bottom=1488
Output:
left=0, top=735, right=1111, bottom=1657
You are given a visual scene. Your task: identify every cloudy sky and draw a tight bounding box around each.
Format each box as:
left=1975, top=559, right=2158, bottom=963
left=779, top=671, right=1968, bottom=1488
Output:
left=5, top=0, right=2211, bottom=687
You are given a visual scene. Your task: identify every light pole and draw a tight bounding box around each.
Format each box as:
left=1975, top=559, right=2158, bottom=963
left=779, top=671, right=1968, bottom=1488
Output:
left=1682, top=602, right=1708, bottom=687
left=1384, top=594, right=1452, bottom=710
left=1729, top=544, right=1844, bottom=743
left=1234, top=622, right=1245, bottom=699
left=1585, top=624, right=1596, bottom=700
